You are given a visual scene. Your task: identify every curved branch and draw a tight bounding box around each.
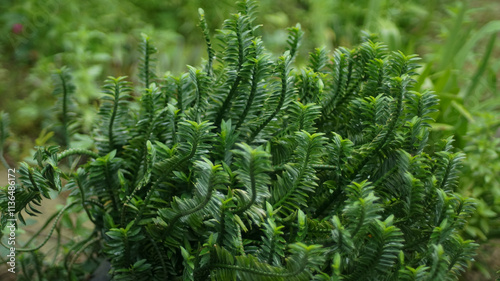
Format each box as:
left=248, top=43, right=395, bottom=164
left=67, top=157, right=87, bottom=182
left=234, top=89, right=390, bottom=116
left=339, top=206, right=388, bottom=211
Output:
left=16, top=201, right=78, bottom=252
left=57, top=149, right=99, bottom=162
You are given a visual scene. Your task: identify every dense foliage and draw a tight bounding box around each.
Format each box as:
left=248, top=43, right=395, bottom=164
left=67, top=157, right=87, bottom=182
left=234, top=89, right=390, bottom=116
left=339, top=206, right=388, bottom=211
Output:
left=1, top=1, right=480, bottom=280
left=2, top=1, right=499, bottom=252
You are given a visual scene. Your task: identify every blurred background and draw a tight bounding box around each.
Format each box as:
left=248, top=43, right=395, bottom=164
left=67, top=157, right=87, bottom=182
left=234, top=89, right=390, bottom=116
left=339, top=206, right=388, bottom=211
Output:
left=0, top=0, right=499, bottom=279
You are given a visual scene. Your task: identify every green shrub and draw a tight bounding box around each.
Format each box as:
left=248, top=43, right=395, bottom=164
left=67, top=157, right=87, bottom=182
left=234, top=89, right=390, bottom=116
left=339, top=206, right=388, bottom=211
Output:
left=1, top=1, right=477, bottom=280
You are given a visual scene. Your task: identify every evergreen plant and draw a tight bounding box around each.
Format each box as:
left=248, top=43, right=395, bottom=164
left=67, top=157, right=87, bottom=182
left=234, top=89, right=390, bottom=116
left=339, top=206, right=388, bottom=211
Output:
left=0, top=1, right=477, bottom=280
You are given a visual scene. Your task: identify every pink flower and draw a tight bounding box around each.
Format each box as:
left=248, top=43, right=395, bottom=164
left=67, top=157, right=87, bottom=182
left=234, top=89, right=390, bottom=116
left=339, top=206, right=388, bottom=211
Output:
left=12, top=23, right=23, bottom=34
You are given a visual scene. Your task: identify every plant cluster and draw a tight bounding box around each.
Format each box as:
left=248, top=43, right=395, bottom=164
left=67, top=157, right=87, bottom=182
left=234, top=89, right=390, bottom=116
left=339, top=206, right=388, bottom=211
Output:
left=1, top=1, right=478, bottom=280
left=2, top=1, right=499, bottom=251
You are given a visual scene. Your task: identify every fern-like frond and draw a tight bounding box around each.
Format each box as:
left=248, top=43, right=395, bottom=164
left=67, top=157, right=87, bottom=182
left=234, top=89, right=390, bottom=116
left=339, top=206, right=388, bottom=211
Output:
left=258, top=203, right=286, bottom=266
left=425, top=244, right=449, bottom=281
left=212, top=242, right=326, bottom=281
left=88, top=150, right=123, bottom=215
left=250, top=52, right=295, bottom=142
left=286, top=24, right=304, bottom=61
left=157, top=158, right=227, bottom=244
left=105, top=221, right=145, bottom=271
left=296, top=69, right=325, bottom=105
left=405, top=90, right=438, bottom=126
left=308, top=47, right=329, bottom=73
left=113, top=259, right=154, bottom=281
left=343, top=181, right=381, bottom=243
left=234, top=38, right=273, bottom=135
left=124, top=83, right=167, bottom=187
left=445, top=235, right=477, bottom=280
left=1, top=162, right=45, bottom=224
left=198, top=8, right=216, bottom=77
left=52, top=66, right=77, bottom=148
left=6, top=4, right=479, bottom=280
left=139, top=34, right=157, bottom=88
left=324, top=132, right=354, bottom=184
left=450, top=193, right=476, bottom=230
left=213, top=10, right=257, bottom=128
left=434, top=151, right=465, bottom=192
left=398, top=265, right=428, bottom=281
left=133, top=121, right=216, bottom=226
left=400, top=172, right=426, bottom=221
left=330, top=215, right=355, bottom=258
left=386, top=51, right=420, bottom=79
left=168, top=73, right=194, bottom=115
left=345, top=215, right=403, bottom=280
left=95, top=76, right=132, bottom=154
left=176, top=120, right=215, bottom=160
left=213, top=120, right=239, bottom=165
left=318, top=47, right=354, bottom=129
left=232, top=143, right=271, bottom=223
left=287, top=101, right=321, bottom=134
left=187, top=66, right=212, bottom=121
left=271, top=131, right=324, bottom=218
left=237, top=0, right=259, bottom=20
left=347, top=75, right=407, bottom=181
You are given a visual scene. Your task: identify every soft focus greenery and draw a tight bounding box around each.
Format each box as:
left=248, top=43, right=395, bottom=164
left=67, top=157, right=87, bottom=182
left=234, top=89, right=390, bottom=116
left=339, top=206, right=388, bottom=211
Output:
left=0, top=0, right=499, bottom=279
left=0, top=2, right=481, bottom=279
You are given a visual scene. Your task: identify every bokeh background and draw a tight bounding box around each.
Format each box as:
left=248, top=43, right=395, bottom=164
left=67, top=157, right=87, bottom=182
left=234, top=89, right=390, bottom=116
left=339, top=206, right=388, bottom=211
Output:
left=1, top=0, right=499, bottom=279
